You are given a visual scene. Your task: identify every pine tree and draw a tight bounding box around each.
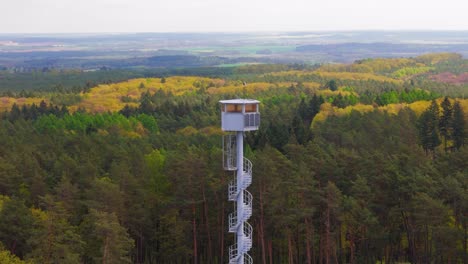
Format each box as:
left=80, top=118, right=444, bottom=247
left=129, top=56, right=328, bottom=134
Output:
left=0, top=198, right=35, bottom=258
left=307, top=94, right=323, bottom=122
left=418, top=100, right=440, bottom=156
left=9, top=103, right=21, bottom=121
left=81, top=209, right=134, bottom=264
left=332, top=93, right=346, bottom=108
left=439, top=96, right=453, bottom=152
left=27, top=196, right=84, bottom=264
left=452, top=101, right=465, bottom=150
left=298, top=98, right=308, bottom=121
left=327, top=79, right=338, bottom=91
left=139, top=92, right=154, bottom=114
left=292, top=113, right=307, bottom=144
left=39, top=100, right=48, bottom=115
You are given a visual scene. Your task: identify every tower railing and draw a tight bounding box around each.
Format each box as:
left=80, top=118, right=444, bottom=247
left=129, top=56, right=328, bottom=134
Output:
left=243, top=190, right=252, bottom=221
left=229, top=246, right=253, bottom=264
left=228, top=158, right=252, bottom=201
left=228, top=213, right=237, bottom=233
left=243, top=222, right=253, bottom=252
left=228, top=190, right=252, bottom=233
left=223, top=134, right=237, bottom=171
left=244, top=253, right=253, bottom=264
left=242, top=158, right=252, bottom=189
left=228, top=243, right=238, bottom=263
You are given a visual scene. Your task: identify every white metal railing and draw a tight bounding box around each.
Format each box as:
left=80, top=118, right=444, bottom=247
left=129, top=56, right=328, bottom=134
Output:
left=229, top=246, right=253, bottom=264
left=244, top=253, right=253, bottom=264
left=243, top=158, right=252, bottom=175
left=223, top=134, right=237, bottom=171
left=243, top=222, right=253, bottom=251
left=228, top=179, right=237, bottom=201
left=243, top=190, right=252, bottom=221
left=242, top=158, right=252, bottom=188
left=229, top=192, right=253, bottom=232
left=244, top=222, right=252, bottom=238
left=228, top=213, right=237, bottom=233
left=243, top=190, right=252, bottom=209
left=229, top=243, right=238, bottom=263
left=229, top=215, right=253, bottom=238
left=229, top=184, right=251, bottom=202
left=242, top=174, right=251, bottom=189
left=228, top=158, right=252, bottom=200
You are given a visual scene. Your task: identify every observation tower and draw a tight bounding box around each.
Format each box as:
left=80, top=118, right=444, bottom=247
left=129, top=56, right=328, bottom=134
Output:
left=220, top=99, right=260, bottom=264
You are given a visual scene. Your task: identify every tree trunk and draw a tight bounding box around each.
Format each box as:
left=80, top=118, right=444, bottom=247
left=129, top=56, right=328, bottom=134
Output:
left=339, top=223, right=345, bottom=264
left=425, top=224, right=430, bottom=264
left=259, top=183, right=267, bottom=264
left=325, top=201, right=330, bottom=264
left=256, top=221, right=262, bottom=263
left=333, top=237, right=339, bottom=264
left=305, top=218, right=312, bottom=264
left=288, top=233, right=294, bottom=264
left=202, top=185, right=212, bottom=262
left=46, top=223, right=53, bottom=264
left=103, top=236, right=109, bottom=264
left=268, top=240, right=273, bottom=264
left=192, top=203, right=198, bottom=264
left=464, top=219, right=467, bottom=264
left=11, top=240, right=17, bottom=255
left=401, top=211, right=415, bottom=264
left=319, top=228, right=323, bottom=264
left=220, top=200, right=225, bottom=263
left=385, top=244, right=391, bottom=264
left=312, top=225, right=316, bottom=264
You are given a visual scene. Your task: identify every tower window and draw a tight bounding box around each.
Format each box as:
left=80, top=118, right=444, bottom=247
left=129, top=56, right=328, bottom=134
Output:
left=226, top=104, right=242, bottom=113
left=245, top=104, right=257, bottom=113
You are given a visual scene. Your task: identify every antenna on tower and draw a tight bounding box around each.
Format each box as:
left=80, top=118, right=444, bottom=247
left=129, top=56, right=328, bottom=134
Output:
left=220, top=99, right=260, bottom=264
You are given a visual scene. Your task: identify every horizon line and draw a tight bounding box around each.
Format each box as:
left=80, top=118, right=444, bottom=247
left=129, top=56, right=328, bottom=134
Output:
left=1, top=29, right=468, bottom=35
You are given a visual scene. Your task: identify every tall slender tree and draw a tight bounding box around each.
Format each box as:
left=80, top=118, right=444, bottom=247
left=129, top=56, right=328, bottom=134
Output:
left=418, top=100, right=441, bottom=156
left=452, top=101, right=465, bottom=150
left=0, top=198, right=35, bottom=258
left=80, top=209, right=134, bottom=264
left=439, top=96, right=453, bottom=152
left=27, top=195, right=84, bottom=264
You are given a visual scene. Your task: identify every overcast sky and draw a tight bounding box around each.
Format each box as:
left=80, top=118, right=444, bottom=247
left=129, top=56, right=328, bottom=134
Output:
left=2, top=0, right=467, bottom=33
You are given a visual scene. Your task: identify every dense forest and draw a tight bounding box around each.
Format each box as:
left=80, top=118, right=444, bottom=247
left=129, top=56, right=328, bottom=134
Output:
left=0, top=53, right=466, bottom=264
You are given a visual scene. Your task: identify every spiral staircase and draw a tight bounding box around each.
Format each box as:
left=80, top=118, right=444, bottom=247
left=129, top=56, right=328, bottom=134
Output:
left=228, top=157, right=253, bottom=264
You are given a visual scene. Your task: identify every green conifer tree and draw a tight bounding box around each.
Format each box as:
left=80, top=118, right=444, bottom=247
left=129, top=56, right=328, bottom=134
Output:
left=439, top=96, right=453, bottom=152
left=418, top=100, right=441, bottom=156
left=452, top=101, right=465, bottom=150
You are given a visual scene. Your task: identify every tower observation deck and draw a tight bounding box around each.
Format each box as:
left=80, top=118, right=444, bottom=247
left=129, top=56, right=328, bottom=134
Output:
left=220, top=99, right=260, bottom=264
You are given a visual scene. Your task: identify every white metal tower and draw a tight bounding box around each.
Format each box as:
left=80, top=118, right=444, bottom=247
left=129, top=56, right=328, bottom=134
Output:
left=220, top=99, right=260, bottom=264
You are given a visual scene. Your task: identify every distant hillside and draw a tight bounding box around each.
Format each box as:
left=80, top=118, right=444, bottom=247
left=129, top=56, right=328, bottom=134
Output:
left=296, top=43, right=468, bottom=61
left=2, top=31, right=468, bottom=69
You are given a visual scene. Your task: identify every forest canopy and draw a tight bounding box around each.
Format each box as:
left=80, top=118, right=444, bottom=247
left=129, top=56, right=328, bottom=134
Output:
left=0, top=53, right=466, bottom=264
